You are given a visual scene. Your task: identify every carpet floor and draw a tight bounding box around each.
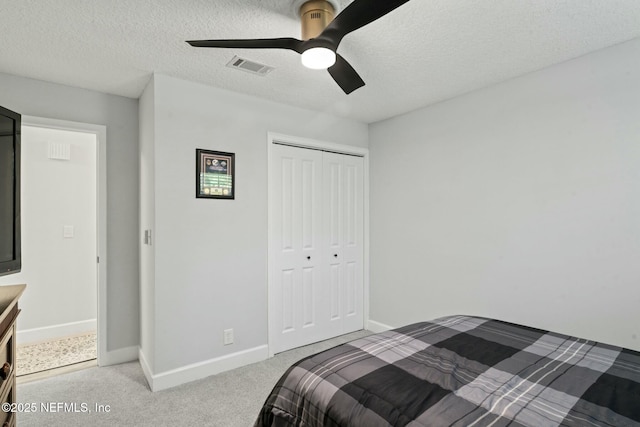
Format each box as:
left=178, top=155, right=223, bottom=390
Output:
left=17, top=330, right=371, bottom=427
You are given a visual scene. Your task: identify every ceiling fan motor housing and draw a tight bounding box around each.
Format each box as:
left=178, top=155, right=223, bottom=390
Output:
left=300, top=0, right=335, bottom=39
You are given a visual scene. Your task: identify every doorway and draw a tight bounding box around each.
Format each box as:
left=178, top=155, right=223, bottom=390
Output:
left=12, top=117, right=106, bottom=377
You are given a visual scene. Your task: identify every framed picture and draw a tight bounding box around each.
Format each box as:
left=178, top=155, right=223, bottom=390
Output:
left=196, top=149, right=235, bottom=199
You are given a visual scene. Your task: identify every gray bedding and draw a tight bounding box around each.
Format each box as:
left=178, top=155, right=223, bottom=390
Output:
left=255, top=315, right=640, bottom=426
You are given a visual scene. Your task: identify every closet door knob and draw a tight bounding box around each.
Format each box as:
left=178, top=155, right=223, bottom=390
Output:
left=307, top=256, right=311, bottom=260
left=334, top=254, right=338, bottom=258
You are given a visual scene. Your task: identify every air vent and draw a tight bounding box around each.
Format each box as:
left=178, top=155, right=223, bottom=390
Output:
left=48, top=142, right=71, bottom=160
left=226, top=56, right=274, bottom=76
left=310, top=12, right=322, bottom=19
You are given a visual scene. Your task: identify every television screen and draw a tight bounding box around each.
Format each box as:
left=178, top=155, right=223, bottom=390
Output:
left=0, top=105, right=21, bottom=276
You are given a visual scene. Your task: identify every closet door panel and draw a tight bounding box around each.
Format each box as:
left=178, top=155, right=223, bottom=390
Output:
left=340, top=154, right=364, bottom=333
left=326, top=158, right=342, bottom=249
left=271, top=145, right=325, bottom=353
left=323, top=152, right=364, bottom=334
left=323, top=153, right=345, bottom=337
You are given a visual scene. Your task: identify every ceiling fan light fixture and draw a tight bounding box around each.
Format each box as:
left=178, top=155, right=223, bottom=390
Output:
left=301, top=47, right=336, bottom=69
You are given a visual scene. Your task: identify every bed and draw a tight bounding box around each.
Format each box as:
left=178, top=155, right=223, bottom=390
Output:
left=255, top=315, right=640, bottom=426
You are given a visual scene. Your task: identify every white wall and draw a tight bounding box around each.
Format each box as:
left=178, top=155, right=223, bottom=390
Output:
left=0, top=72, right=139, bottom=355
left=140, top=73, right=368, bottom=382
left=369, top=38, right=640, bottom=351
left=0, top=127, right=96, bottom=341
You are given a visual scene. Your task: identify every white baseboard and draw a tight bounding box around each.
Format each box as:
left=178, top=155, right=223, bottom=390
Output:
left=141, top=345, right=269, bottom=392
left=99, top=345, right=138, bottom=367
left=366, top=319, right=395, bottom=333
left=138, top=348, right=154, bottom=390
left=17, top=319, right=97, bottom=345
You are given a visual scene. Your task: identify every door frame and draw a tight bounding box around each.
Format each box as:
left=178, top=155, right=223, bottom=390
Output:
left=267, top=132, right=370, bottom=357
left=22, top=115, right=107, bottom=366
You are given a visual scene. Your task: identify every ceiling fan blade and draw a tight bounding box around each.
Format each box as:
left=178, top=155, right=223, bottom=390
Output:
left=328, top=54, right=365, bottom=94
left=319, top=0, right=412, bottom=46
left=187, top=38, right=305, bottom=53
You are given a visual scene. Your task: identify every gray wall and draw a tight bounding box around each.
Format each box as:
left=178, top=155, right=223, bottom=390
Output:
left=369, top=39, right=640, bottom=351
left=0, top=72, right=140, bottom=352
left=142, top=74, right=368, bottom=374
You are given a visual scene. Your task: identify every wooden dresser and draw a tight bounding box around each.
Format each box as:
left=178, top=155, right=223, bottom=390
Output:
left=0, top=285, right=25, bottom=427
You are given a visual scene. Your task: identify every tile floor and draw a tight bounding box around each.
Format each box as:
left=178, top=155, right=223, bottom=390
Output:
left=17, top=332, right=97, bottom=377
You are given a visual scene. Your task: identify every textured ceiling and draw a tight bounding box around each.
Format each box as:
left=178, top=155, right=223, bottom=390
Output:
left=1, top=0, right=639, bottom=123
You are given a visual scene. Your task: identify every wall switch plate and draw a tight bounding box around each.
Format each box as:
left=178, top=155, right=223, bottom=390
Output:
left=223, top=328, right=234, bottom=345
left=63, top=225, right=74, bottom=238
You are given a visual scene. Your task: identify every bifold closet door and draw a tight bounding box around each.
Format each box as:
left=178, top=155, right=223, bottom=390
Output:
left=271, top=144, right=327, bottom=353
left=270, top=144, right=364, bottom=354
left=323, top=152, right=364, bottom=336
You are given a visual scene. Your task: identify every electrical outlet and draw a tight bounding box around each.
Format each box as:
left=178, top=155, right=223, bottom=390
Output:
left=223, top=328, right=234, bottom=345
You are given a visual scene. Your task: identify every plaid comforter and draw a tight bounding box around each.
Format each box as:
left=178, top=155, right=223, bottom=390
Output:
left=255, top=315, right=640, bottom=426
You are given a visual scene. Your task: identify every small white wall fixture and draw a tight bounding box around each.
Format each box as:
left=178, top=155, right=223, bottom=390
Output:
left=21, top=115, right=107, bottom=366
left=267, top=132, right=370, bottom=357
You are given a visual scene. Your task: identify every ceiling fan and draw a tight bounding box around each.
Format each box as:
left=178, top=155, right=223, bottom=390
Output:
left=187, top=0, right=412, bottom=94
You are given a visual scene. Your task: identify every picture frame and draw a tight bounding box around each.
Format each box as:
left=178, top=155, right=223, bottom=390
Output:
left=196, top=149, right=235, bottom=199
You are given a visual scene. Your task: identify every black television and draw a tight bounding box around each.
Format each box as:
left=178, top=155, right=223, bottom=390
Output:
left=0, top=105, right=21, bottom=276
